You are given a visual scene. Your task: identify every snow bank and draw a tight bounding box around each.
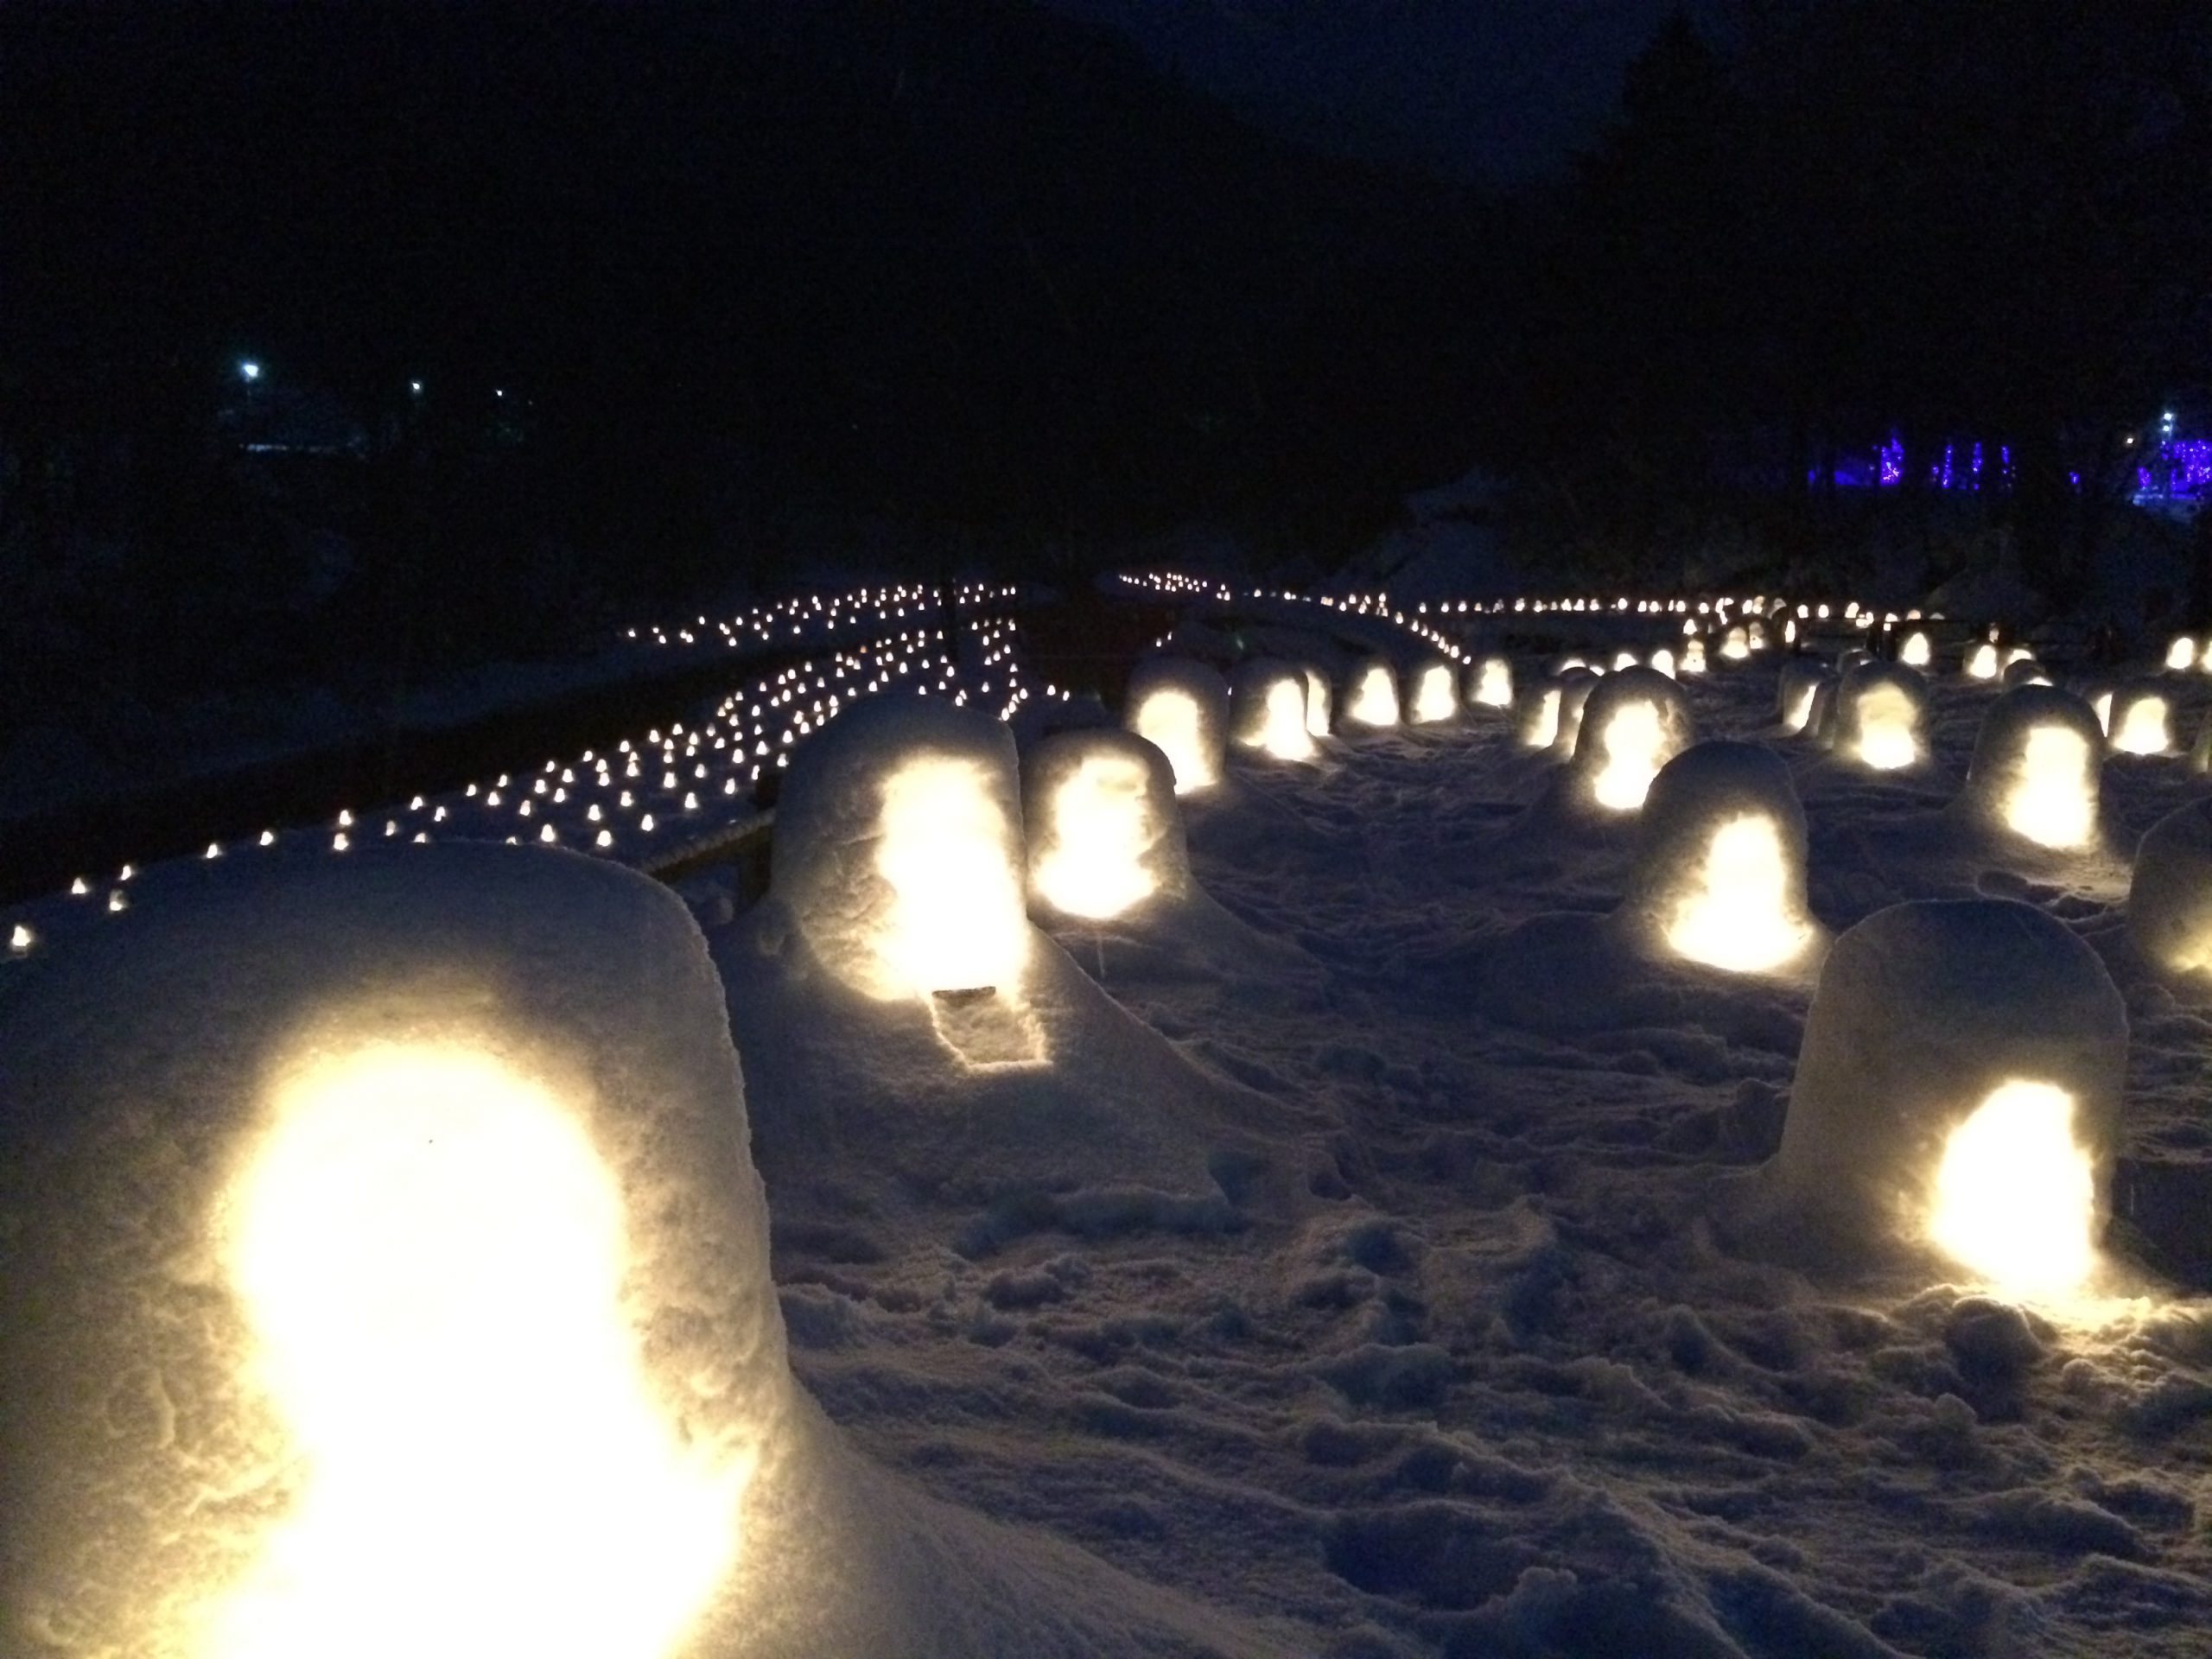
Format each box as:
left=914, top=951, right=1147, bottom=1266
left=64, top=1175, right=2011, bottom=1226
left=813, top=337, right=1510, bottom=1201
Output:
left=1760, top=899, right=2127, bottom=1283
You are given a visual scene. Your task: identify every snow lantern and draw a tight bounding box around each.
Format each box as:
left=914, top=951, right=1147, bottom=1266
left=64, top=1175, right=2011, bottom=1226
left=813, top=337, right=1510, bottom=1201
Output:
left=772, top=696, right=1030, bottom=1001
left=1964, top=640, right=2000, bottom=680
left=1229, top=659, right=1317, bottom=760
left=1408, top=658, right=1459, bottom=723
left=2001, top=656, right=2052, bottom=689
left=2127, top=798, right=2212, bottom=980
left=1467, top=654, right=1514, bottom=709
left=1618, top=741, right=1820, bottom=974
left=1300, top=664, right=1333, bottom=737
left=1122, top=658, right=1228, bottom=794
left=2166, top=634, right=2198, bottom=671
left=1777, top=658, right=1831, bottom=734
left=1829, top=662, right=1929, bottom=771
left=2105, top=684, right=2174, bottom=755
left=1022, top=729, right=1185, bottom=921
left=1339, top=657, right=1401, bottom=728
left=1771, top=899, right=2126, bottom=1296
left=1648, top=645, right=1678, bottom=678
left=1899, top=629, right=1933, bottom=668
left=1550, top=667, right=1602, bottom=759
left=1516, top=676, right=1564, bottom=748
left=1718, top=626, right=1751, bottom=662
left=1957, top=684, right=2104, bottom=850
left=1680, top=637, right=1708, bottom=674
left=1565, top=666, right=1694, bottom=810
left=0, top=846, right=777, bottom=1658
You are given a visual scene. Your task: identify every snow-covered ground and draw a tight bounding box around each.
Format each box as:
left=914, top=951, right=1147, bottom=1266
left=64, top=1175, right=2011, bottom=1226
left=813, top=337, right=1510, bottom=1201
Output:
left=6, top=581, right=2212, bottom=1656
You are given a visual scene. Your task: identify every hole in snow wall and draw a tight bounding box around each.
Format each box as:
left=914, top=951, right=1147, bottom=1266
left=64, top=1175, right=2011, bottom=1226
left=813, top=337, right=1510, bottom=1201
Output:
left=0, top=844, right=785, bottom=1658
left=1770, top=898, right=2126, bottom=1279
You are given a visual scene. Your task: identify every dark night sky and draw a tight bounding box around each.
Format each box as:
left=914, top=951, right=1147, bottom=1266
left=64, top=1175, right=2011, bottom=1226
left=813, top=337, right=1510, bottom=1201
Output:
left=1034, top=0, right=1704, bottom=181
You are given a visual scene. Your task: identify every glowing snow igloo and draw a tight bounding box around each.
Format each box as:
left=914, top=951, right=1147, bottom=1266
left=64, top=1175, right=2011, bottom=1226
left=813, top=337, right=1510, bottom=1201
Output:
left=1828, top=662, right=1930, bottom=771
left=1955, top=684, right=2105, bottom=851
left=2166, top=633, right=2198, bottom=671
left=771, top=696, right=1030, bottom=1001
left=2105, top=683, right=2175, bottom=755
left=1768, top=899, right=2126, bottom=1295
left=1616, top=741, right=1822, bottom=974
left=0, top=847, right=780, bottom=1659
left=1964, top=640, right=2000, bottom=680
left=1562, top=666, right=1694, bottom=810
left=2126, top=798, right=2212, bottom=981
left=1899, top=629, right=1933, bottom=668
left=1408, top=657, right=1459, bottom=723
left=1229, top=658, right=1317, bottom=760
left=1338, top=656, right=1401, bottom=728
left=1122, top=658, right=1228, bottom=794
left=1467, top=654, right=1514, bottom=709
left=1777, top=658, right=1832, bottom=734
left=1022, top=729, right=1186, bottom=921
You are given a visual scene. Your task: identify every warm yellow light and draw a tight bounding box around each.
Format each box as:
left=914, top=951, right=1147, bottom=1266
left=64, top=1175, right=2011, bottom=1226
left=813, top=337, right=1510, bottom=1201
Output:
left=1523, top=686, right=1560, bottom=747
left=1662, top=816, right=1811, bottom=972
left=2111, top=696, right=2171, bottom=755
left=2004, top=726, right=2095, bottom=849
left=1781, top=683, right=1817, bottom=733
left=214, top=1044, right=744, bottom=1659
left=1472, top=659, right=1512, bottom=707
left=1301, top=667, right=1332, bottom=736
left=1648, top=647, right=1676, bottom=678
left=1132, top=689, right=1215, bottom=793
left=1249, top=677, right=1316, bottom=759
left=1719, top=631, right=1751, bottom=662
left=1965, top=642, right=1999, bottom=680
left=1032, top=753, right=1159, bottom=919
left=1410, top=664, right=1456, bottom=722
left=1899, top=631, right=1931, bottom=668
left=1852, top=685, right=1920, bottom=770
left=1681, top=639, right=1707, bottom=674
left=875, top=758, right=1029, bottom=995
left=1344, top=664, right=1398, bottom=726
left=1591, top=700, right=1667, bottom=810
left=1929, top=1079, right=2095, bottom=1296
left=2167, top=635, right=2197, bottom=671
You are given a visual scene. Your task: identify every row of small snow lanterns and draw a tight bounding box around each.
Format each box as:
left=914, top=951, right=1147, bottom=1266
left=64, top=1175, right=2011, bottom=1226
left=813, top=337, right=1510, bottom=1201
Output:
left=629, top=579, right=1020, bottom=651
left=9, top=596, right=1051, bottom=960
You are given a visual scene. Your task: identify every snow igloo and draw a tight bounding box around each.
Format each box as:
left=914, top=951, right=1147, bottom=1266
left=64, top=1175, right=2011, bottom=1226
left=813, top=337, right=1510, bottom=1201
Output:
left=1466, top=654, right=1513, bottom=709
left=1828, top=662, right=1929, bottom=771
left=1899, top=629, right=1934, bottom=668
left=770, top=695, right=1037, bottom=1020
left=1022, top=728, right=1186, bottom=921
left=2104, top=683, right=2175, bottom=755
left=1777, top=658, right=1832, bottom=734
left=2127, top=798, right=2212, bottom=982
left=1561, top=666, right=1694, bottom=810
left=1615, top=741, right=1823, bottom=974
left=1122, top=658, right=1228, bottom=795
left=1766, top=899, right=2126, bottom=1296
left=1408, top=657, right=1459, bottom=723
left=0, top=845, right=1249, bottom=1658
left=1338, top=655, right=1401, bottom=728
left=1229, top=658, right=1316, bottom=761
left=1955, top=684, right=2104, bottom=851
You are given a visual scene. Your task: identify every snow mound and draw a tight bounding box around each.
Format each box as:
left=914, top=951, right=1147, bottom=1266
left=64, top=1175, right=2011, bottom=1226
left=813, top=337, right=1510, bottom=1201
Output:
left=1952, top=684, right=2106, bottom=853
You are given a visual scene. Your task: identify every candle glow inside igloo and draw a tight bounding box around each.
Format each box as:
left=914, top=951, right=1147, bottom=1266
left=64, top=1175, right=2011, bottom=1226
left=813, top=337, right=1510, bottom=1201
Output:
left=1831, top=663, right=1928, bottom=771
left=1469, top=656, right=1513, bottom=708
left=2107, top=686, right=2173, bottom=755
left=1123, top=659, right=1228, bottom=795
left=1231, top=661, right=1317, bottom=761
left=1024, top=731, right=1180, bottom=921
left=1409, top=659, right=1458, bottom=723
left=1958, top=685, right=2104, bottom=850
left=1341, top=658, right=1400, bottom=728
left=1570, top=667, right=1693, bottom=811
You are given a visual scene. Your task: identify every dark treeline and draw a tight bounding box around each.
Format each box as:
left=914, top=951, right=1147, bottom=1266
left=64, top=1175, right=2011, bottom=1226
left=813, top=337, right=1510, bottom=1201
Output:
left=0, top=0, right=2207, bottom=760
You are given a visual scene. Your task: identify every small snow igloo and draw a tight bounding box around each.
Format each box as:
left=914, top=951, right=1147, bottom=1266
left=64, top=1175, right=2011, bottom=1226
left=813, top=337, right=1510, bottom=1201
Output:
left=1467, top=654, right=1514, bottom=709
left=1777, top=658, right=1832, bottom=734
left=0, top=846, right=784, bottom=1657
left=1122, top=658, right=1228, bottom=794
left=1408, top=657, right=1459, bottom=723
left=1562, top=665, right=1694, bottom=810
left=1617, top=741, right=1821, bottom=974
left=1023, top=728, right=1186, bottom=921
left=1955, top=684, right=2104, bottom=851
left=1769, top=899, right=2126, bottom=1295
left=773, top=696, right=1032, bottom=1002
left=2127, top=798, right=2212, bottom=981
left=1338, top=655, right=1401, bottom=728
left=1230, top=658, right=1317, bottom=760
left=1963, top=639, right=2001, bottom=680
left=1828, top=662, right=1930, bottom=771
left=1899, top=629, right=1934, bottom=668
left=2105, top=683, right=2175, bottom=756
